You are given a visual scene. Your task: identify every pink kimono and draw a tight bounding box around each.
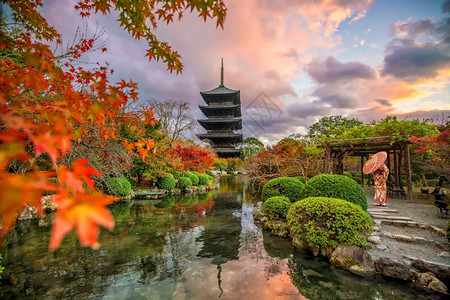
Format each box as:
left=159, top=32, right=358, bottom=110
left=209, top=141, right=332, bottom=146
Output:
left=373, top=164, right=389, bottom=205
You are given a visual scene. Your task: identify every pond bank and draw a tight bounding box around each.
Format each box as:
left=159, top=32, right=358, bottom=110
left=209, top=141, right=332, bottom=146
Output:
left=255, top=188, right=450, bottom=295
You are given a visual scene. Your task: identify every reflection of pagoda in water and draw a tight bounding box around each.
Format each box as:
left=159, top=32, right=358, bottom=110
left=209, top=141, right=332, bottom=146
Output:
left=197, top=177, right=243, bottom=296
left=198, top=59, right=243, bottom=158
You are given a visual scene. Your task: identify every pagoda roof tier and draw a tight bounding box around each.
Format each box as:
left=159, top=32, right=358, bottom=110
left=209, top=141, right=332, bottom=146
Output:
left=198, top=133, right=243, bottom=143
left=199, top=104, right=241, bottom=118
left=214, top=147, right=241, bottom=158
left=200, top=89, right=240, bottom=105
left=198, top=118, right=242, bottom=130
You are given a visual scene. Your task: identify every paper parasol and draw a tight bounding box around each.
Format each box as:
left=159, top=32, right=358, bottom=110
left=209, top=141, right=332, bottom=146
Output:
left=363, top=151, right=387, bottom=174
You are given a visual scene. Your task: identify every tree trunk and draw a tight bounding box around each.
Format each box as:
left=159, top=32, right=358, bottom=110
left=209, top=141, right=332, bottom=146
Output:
left=421, top=173, right=428, bottom=187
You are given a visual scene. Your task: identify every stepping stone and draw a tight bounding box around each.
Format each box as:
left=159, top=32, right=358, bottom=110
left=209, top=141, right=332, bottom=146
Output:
left=369, top=236, right=381, bottom=244
left=369, top=212, right=389, bottom=216
left=372, top=215, right=412, bottom=221
left=412, top=237, right=427, bottom=244
left=392, top=234, right=413, bottom=242
left=367, top=209, right=398, bottom=213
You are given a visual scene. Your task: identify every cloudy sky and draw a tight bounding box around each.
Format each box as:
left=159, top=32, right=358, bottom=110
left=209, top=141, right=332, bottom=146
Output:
left=39, top=0, right=450, bottom=144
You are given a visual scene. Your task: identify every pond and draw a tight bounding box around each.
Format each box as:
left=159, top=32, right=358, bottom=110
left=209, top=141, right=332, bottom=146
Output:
left=0, top=176, right=441, bottom=299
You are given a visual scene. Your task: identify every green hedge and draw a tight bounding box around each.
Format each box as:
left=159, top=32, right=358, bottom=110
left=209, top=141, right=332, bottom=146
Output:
left=184, top=172, right=199, bottom=185
left=106, top=177, right=132, bottom=197
left=198, top=174, right=210, bottom=185
left=343, top=171, right=353, bottom=178
left=126, top=178, right=137, bottom=188
left=171, top=171, right=182, bottom=180
left=300, top=174, right=367, bottom=210
left=287, top=197, right=373, bottom=255
left=157, top=173, right=176, bottom=191
left=178, top=176, right=192, bottom=189
left=352, top=176, right=362, bottom=184
left=227, top=170, right=234, bottom=175
left=262, top=177, right=304, bottom=202
left=263, top=196, right=291, bottom=220
left=206, top=170, right=214, bottom=176
left=294, top=176, right=306, bottom=184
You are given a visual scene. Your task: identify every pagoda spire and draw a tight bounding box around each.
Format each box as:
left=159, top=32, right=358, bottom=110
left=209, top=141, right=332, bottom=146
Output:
left=220, top=58, right=224, bottom=87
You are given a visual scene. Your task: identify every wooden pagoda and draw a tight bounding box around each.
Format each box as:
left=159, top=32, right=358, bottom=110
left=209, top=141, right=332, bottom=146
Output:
left=198, top=59, right=243, bottom=158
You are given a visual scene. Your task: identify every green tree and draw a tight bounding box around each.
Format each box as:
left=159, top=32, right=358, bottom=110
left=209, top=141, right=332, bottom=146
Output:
left=236, top=137, right=265, bottom=160
left=341, top=116, right=439, bottom=140
left=308, top=116, right=363, bottom=140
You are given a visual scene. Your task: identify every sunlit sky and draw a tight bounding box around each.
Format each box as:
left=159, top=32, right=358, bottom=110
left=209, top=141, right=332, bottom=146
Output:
left=39, top=0, right=450, bottom=144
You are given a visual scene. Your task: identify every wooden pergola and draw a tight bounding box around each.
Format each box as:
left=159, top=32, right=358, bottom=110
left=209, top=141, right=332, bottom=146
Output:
left=320, top=136, right=413, bottom=201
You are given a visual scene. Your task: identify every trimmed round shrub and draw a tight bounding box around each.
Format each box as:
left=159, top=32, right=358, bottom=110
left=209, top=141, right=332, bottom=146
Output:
left=227, top=170, right=234, bottom=175
left=184, top=172, right=199, bottom=185
left=171, top=171, right=182, bottom=180
left=127, top=178, right=137, bottom=188
left=191, top=171, right=201, bottom=176
left=157, top=173, right=176, bottom=191
left=106, top=177, right=132, bottom=197
left=294, top=176, right=306, bottom=184
left=198, top=174, right=210, bottom=185
left=287, top=197, right=373, bottom=255
left=262, top=177, right=304, bottom=202
left=262, top=196, right=291, bottom=220
left=206, top=170, right=214, bottom=176
left=237, top=171, right=243, bottom=175
left=178, top=176, right=192, bottom=189
left=300, top=174, right=367, bottom=210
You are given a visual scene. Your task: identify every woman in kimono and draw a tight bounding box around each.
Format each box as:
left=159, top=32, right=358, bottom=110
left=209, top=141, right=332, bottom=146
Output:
left=373, top=164, right=389, bottom=206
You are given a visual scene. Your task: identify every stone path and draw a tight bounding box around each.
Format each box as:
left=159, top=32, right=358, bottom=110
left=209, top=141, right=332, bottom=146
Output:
left=367, top=203, right=446, bottom=247
left=365, top=203, right=450, bottom=293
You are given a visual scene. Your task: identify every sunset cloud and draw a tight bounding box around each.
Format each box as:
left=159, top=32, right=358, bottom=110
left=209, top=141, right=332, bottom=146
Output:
left=37, top=0, right=450, bottom=143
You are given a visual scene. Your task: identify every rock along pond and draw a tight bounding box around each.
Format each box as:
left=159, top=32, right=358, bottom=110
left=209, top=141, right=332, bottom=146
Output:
left=0, top=176, right=443, bottom=299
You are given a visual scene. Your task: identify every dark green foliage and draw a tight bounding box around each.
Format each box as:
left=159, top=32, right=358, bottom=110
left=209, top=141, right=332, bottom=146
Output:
left=127, top=178, right=137, bottom=188
left=411, top=174, right=420, bottom=182
left=157, top=173, right=176, bottom=191
left=184, top=171, right=199, bottom=185
left=287, top=197, right=373, bottom=255
left=352, top=177, right=362, bottom=184
left=300, top=174, right=367, bottom=210
left=206, top=170, right=214, bottom=176
left=237, top=171, right=243, bottom=175
left=262, top=177, right=305, bottom=202
left=178, top=176, right=192, bottom=189
left=343, top=171, right=352, bottom=178
left=227, top=170, right=234, bottom=175
left=171, top=171, right=182, bottom=180
left=198, top=174, right=210, bottom=185
left=263, top=196, right=291, bottom=220
left=106, top=177, right=132, bottom=197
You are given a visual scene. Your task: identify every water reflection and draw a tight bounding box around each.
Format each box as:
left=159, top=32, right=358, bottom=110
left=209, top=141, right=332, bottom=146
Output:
left=0, top=176, right=442, bottom=299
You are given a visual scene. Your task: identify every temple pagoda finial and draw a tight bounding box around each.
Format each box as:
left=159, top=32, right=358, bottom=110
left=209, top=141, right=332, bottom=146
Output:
left=220, top=58, right=224, bottom=87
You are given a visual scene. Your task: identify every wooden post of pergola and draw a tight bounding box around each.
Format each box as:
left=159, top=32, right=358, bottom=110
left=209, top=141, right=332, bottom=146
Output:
left=404, top=144, right=413, bottom=200
left=360, top=156, right=364, bottom=187
left=320, top=136, right=413, bottom=201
